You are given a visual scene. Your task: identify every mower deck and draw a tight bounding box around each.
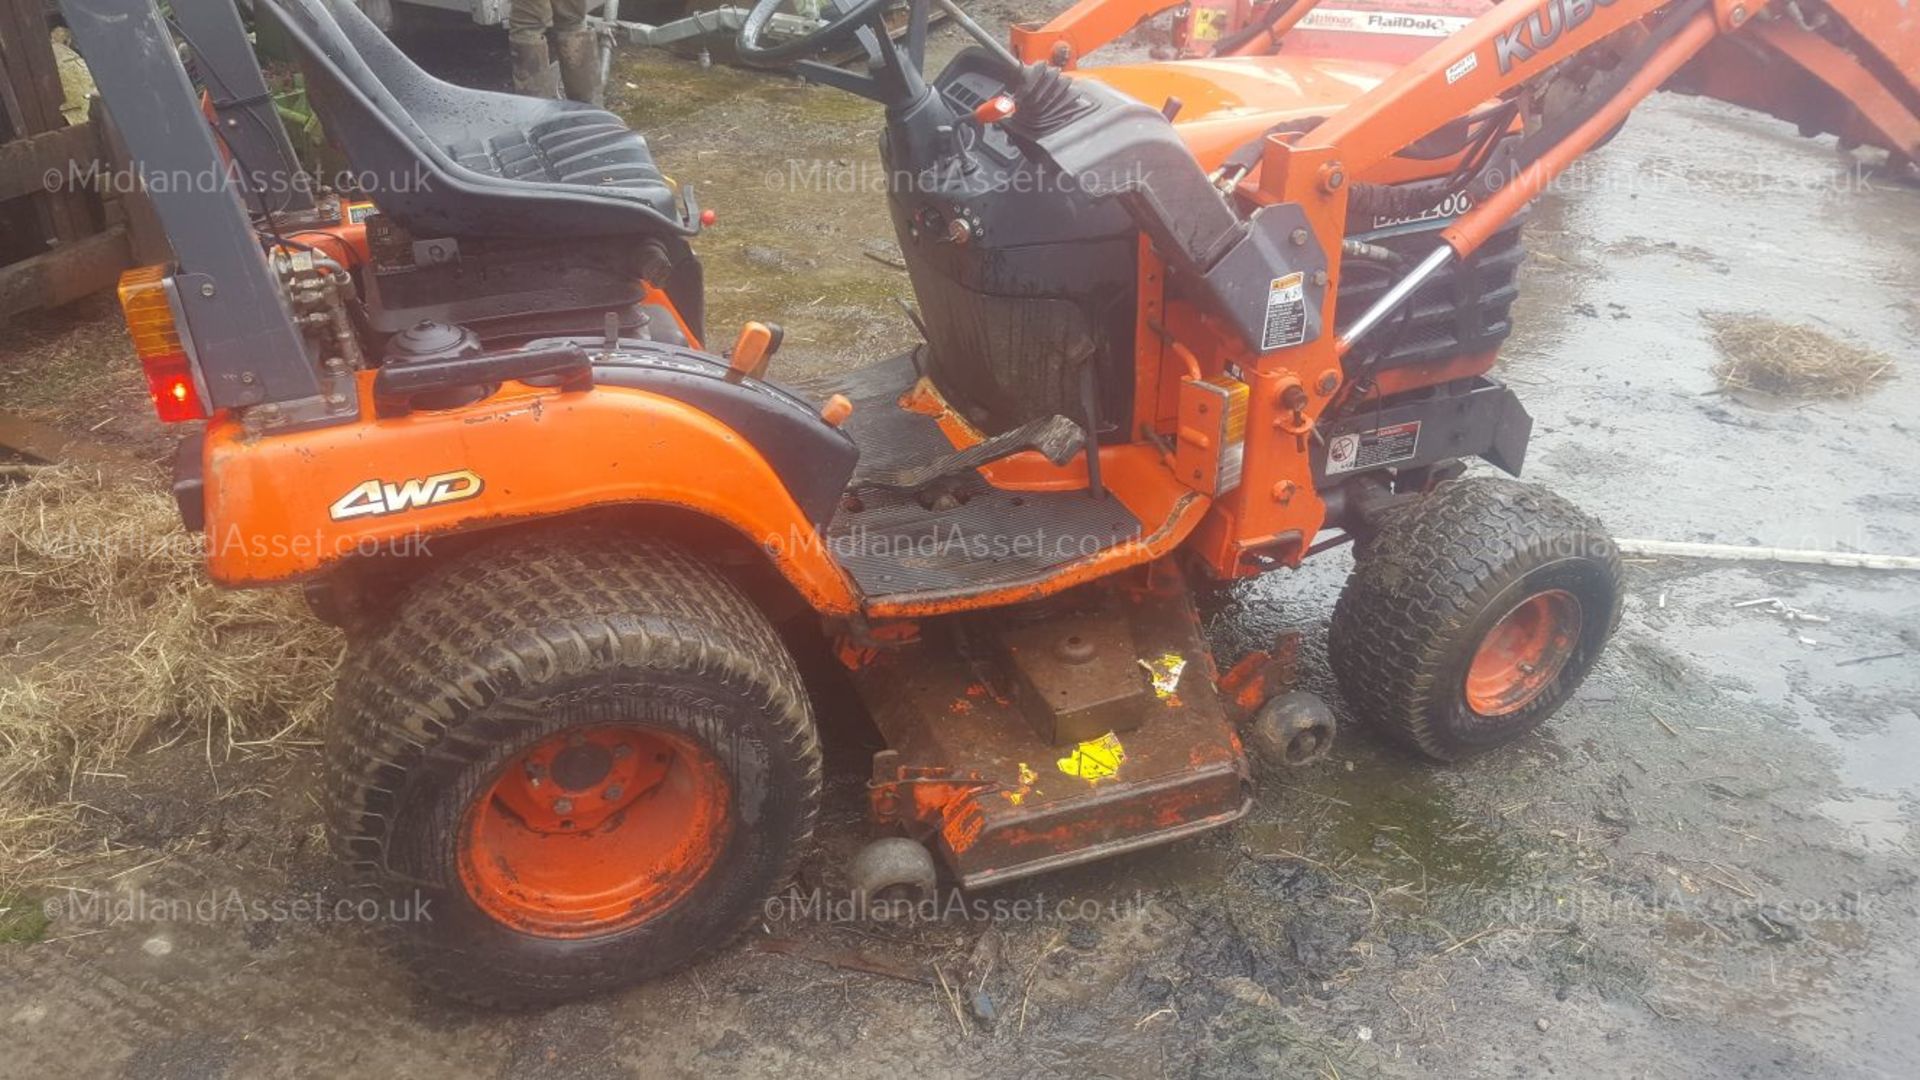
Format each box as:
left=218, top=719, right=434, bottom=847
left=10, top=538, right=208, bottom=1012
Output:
left=852, top=560, right=1251, bottom=889
left=820, top=355, right=1142, bottom=600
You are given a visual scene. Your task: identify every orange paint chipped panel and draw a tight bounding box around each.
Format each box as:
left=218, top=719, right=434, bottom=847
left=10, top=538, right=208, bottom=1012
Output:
left=942, top=806, right=989, bottom=853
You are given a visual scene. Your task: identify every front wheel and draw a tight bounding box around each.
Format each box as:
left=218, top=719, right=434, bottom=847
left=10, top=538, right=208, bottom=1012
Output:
left=327, top=531, right=822, bottom=1007
left=1330, top=478, right=1622, bottom=762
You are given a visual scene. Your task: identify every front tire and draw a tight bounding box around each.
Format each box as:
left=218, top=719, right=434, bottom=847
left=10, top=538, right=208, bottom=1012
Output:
left=327, top=531, right=822, bottom=1007
left=1330, top=478, right=1622, bottom=762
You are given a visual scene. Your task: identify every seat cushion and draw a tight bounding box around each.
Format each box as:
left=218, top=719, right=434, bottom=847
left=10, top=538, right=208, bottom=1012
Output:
left=267, top=0, right=691, bottom=239
left=444, top=111, right=677, bottom=218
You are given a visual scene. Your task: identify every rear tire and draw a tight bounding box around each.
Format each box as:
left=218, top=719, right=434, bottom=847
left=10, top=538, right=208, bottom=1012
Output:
left=1330, top=478, right=1622, bottom=762
left=327, top=530, right=821, bottom=1008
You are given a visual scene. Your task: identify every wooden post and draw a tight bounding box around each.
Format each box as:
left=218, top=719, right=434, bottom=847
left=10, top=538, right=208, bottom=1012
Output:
left=0, top=0, right=95, bottom=244
left=0, top=0, right=150, bottom=317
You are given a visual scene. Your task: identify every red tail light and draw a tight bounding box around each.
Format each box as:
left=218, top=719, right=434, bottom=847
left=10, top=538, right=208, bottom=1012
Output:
left=117, top=266, right=209, bottom=423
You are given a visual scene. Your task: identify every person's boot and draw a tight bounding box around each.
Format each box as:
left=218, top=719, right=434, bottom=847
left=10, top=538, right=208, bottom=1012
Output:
left=510, top=37, right=558, bottom=99
left=554, top=29, right=603, bottom=105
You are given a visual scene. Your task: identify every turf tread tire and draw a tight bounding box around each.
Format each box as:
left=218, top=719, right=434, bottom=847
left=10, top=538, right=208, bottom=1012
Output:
left=1330, top=478, right=1622, bottom=762
left=325, top=529, right=821, bottom=1008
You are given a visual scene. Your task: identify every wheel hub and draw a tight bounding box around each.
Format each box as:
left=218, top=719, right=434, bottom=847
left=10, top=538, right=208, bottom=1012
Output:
left=550, top=741, right=615, bottom=792
left=1464, top=589, right=1583, bottom=717
left=459, top=725, right=730, bottom=936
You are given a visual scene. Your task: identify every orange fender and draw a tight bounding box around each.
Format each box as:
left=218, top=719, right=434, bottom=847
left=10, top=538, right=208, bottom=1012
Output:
left=200, top=374, right=861, bottom=614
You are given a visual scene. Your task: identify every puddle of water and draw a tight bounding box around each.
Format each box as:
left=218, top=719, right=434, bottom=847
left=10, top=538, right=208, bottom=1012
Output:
left=1631, top=564, right=1920, bottom=798
left=1813, top=794, right=1916, bottom=855
left=1505, top=95, right=1920, bottom=556
left=1244, top=758, right=1525, bottom=891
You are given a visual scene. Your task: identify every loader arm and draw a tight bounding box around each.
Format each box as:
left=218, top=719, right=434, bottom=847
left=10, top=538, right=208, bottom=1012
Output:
left=1236, top=0, right=1919, bottom=344
left=1257, top=0, right=1916, bottom=259
left=1161, top=0, right=1917, bottom=576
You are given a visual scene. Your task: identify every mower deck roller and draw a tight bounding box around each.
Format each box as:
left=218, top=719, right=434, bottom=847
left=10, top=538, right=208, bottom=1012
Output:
left=65, top=0, right=1919, bottom=1007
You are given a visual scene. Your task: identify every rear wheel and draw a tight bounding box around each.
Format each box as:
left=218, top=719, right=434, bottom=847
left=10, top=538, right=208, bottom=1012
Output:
left=1330, top=478, right=1622, bottom=762
left=327, top=531, right=821, bottom=1007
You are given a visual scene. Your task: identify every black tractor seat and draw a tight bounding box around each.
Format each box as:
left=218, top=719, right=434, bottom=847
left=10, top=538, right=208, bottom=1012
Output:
left=262, top=0, right=693, bottom=241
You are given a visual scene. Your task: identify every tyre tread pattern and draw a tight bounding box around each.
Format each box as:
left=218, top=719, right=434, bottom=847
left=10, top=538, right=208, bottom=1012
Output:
left=325, top=528, right=821, bottom=1006
left=1330, top=478, right=1622, bottom=761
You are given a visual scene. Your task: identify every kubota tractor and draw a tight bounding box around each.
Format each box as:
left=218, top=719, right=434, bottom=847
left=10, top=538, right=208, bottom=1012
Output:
left=62, top=0, right=1917, bottom=1005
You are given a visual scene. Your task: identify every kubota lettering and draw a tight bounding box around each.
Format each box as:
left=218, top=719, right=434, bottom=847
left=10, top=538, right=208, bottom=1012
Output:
left=1496, top=0, right=1614, bottom=73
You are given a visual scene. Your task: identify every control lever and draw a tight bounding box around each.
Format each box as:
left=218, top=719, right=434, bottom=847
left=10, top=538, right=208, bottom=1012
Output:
left=973, top=95, right=1015, bottom=125
left=852, top=415, right=1086, bottom=494
left=948, top=95, right=1013, bottom=176
left=725, top=321, right=785, bottom=382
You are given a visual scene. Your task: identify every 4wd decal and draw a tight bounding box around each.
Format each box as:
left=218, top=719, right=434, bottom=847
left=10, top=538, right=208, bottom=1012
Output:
left=1495, top=0, right=1618, bottom=74
left=329, top=470, right=484, bottom=521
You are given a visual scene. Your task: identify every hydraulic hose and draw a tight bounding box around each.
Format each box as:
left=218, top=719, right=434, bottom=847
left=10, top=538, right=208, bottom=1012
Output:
left=1212, top=0, right=1296, bottom=56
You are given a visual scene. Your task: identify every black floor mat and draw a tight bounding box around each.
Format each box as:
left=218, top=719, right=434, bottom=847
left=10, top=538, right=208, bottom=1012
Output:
left=810, top=353, right=1142, bottom=601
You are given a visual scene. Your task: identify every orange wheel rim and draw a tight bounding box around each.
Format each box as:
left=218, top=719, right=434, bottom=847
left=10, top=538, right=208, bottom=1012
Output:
left=1464, top=589, right=1582, bottom=717
left=459, top=725, right=729, bottom=937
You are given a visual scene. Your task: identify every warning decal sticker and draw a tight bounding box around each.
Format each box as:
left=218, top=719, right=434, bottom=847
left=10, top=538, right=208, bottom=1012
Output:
left=1056, top=733, right=1127, bottom=783
left=1260, top=272, right=1308, bottom=352
left=1139, top=653, right=1187, bottom=700
left=1445, top=51, right=1479, bottom=86
left=1325, top=421, right=1421, bottom=475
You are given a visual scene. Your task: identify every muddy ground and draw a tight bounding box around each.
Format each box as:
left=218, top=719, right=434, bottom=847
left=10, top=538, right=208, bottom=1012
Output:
left=4, top=8, right=1919, bottom=1078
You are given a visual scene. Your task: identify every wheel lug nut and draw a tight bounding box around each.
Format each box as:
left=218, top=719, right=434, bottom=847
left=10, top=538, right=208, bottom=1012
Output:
left=603, top=785, right=623, bottom=801
left=553, top=797, right=574, bottom=814
left=612, top=744, right=631, bottom=759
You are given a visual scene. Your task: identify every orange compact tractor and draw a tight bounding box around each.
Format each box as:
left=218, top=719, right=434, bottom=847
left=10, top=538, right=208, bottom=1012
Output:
left=66, top=0, right=1917, bottom=1004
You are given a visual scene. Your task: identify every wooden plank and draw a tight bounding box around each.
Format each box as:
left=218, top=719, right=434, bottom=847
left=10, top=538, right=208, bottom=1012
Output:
left=0, top=222, right=129, bottom=320
left=0, top=17, right=28, bottom=139
left=0, top=120, right=97, bottom=201
left=0, top=0, right=64, bottom=134
left=0, top=0, right=89, bottom=243
left=0, top=409, right=133, bottom=467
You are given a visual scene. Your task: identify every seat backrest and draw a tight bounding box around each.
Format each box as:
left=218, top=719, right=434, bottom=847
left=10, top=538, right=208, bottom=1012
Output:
left=258, top=0, right=688, bottom=239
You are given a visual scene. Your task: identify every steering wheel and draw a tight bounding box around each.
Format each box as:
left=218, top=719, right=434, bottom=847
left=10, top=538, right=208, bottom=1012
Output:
left=736, top=0, right=894, bottom=67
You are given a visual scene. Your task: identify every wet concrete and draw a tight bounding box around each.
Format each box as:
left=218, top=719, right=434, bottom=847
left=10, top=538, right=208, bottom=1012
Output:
left=4, top=11, right=1919, bottom=1079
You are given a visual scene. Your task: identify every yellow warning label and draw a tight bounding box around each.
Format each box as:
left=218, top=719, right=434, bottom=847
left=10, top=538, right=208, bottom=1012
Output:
left=1057, top=733, right=1127, bottom=782
left=1140, top=653, right=1188, bottom=699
